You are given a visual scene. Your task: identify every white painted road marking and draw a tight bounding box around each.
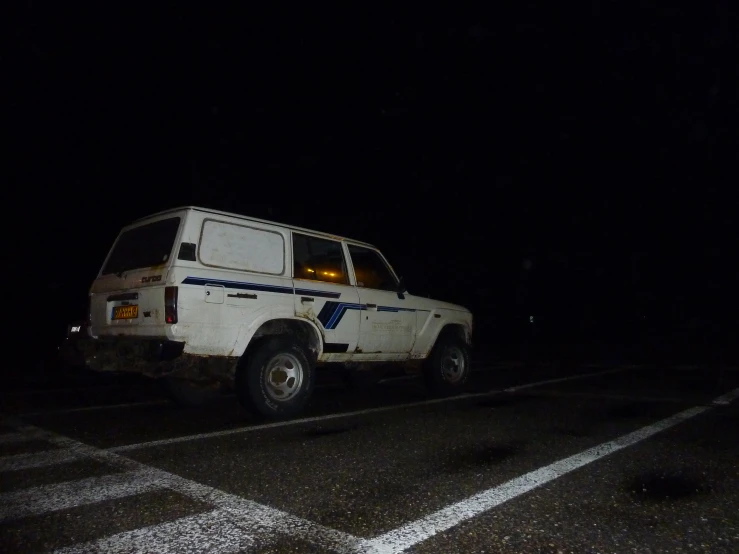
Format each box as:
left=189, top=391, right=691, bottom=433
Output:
left=712, top=388, right=739, bottom=405
left=358, top=389, right=739, bottom=554
left=519, top=390, right=693, bottom=405
left=20, top=399, right=171, bottom=417
left=0, top=381, right=735, bottom=553
left=2, top=383, right=145, bottom=397
left=107, top=392, right=499, bottom=452
left=0, top=447, right=79, bottom=471
left=504, top=367, right=627, bottom=392
left=109, top=367, right=632, bottom=453
left=0, top=470, right=163, bottom=523
left=55, top=508, right=257, bottom=554
left=2, top=420, right=361, bottom=553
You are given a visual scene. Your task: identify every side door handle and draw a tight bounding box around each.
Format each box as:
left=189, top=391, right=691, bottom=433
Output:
left=227, top=292, right=257, bottom=300
left=301, top=297, right=314, bottom=303
left=365, top=303, right=378, bottom=310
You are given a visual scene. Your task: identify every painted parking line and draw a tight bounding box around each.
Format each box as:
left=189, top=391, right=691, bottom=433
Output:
left=712, top=388, right=739, bottom=405
left=2, top=378, right=730, bottom=552
left=107, top=393, right=498, bottom=453
left=0, top=470, right=163, bottom=523
left=2, top=383, right=147, bottom=397
left=0, top=419, right=361, bottom=553
left=20, top=399, right=171, bottom=417
left=0, top=447, right=80, bottom=472
left=55, top=507, right=258, bottom=554
left=108, top=367, right=632, bottom=453
left=358, top=388, right=739, bottom=554
left=503, top=366, right=627, bottom=392
left=517, top=389, right=694, bottom=405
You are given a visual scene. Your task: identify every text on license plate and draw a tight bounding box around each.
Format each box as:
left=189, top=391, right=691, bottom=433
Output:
left=112, top=305, right=139, bottom=320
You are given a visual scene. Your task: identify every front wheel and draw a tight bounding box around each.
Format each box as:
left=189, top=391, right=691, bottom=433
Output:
left=236, top=336, right=315, bottom=419
left=423, top=335, right=471, bottom=396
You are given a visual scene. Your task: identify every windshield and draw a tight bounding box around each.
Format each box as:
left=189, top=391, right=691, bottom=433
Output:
left=101, top=217, right=181, bottom=275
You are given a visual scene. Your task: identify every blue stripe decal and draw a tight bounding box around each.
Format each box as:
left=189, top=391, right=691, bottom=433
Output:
left=182, top=277, right=416, bottom=328
left=182, top=277, right=340, bottom=299
left=321, top=303, right=417, bottom=330
left=326, top=303, right=365, bottom=329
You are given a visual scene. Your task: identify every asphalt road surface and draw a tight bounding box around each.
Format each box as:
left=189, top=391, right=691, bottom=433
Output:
left=1, top=358, right=738, bottom=553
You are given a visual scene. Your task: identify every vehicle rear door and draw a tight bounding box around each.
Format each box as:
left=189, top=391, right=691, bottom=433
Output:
left=89, top=215, right=182, bottom=336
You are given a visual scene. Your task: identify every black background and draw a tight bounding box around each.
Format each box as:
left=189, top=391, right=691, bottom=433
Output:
left=7, top=4, right=739, bottom=362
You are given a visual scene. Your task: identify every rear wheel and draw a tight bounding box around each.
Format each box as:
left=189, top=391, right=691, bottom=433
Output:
left=236, top=336, right=315, bottom=419
left=423, top=335, right=471, bottom=396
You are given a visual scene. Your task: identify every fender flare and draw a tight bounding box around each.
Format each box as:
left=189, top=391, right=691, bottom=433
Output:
left=424, top=321, right=472, bottom=357
left=231, top=307, right=325, bottom=358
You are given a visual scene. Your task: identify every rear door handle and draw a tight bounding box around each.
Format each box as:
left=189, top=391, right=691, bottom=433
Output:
left=227, top=292, right=257, bottom=300
left=301, top=297, right=314, bottom=303
left=365, top=303, right=377, bottom=310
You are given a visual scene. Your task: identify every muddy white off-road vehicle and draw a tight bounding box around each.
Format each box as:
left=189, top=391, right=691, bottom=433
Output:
left=79, top=207, right=474, bottom=418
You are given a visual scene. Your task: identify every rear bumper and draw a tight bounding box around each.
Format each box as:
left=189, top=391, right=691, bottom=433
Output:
left=78, top=337, right=237, bottom=383
left=78, top=337, right=185, bottom=375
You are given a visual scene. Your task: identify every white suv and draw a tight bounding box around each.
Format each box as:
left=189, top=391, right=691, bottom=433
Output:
left=80, top=206, right=474, bottom=418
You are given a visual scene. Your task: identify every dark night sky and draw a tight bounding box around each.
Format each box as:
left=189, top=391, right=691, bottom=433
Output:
left=7, top=4, right=739, bottom=347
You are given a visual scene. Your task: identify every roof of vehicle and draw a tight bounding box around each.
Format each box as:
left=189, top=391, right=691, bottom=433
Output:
left=131, top=206, right=377, bottom=248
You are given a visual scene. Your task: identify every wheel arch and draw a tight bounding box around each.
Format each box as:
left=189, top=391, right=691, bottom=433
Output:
left=236, top=317, right=323, bottom=366
left=427, top=323, right=470, bottom=355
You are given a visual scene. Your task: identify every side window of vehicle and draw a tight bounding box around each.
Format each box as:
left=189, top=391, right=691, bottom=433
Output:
left=348, top=244, right=398, bottom=292
left=293, top=233, right=349, bottom=285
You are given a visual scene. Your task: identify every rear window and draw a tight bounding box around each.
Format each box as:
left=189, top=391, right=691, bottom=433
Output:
left=101, top=217, right=181, bottom=275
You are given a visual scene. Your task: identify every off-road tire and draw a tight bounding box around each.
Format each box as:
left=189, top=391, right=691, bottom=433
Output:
left=236, top=336, right=315, bottom=419
left=423, top=335, right=471, bottom=396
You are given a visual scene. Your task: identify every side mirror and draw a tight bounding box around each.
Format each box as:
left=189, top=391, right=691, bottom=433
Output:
left=397, top=276, right=407, bottom=294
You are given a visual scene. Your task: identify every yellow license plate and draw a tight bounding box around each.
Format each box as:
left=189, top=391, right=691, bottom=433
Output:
left=112, top=305, right=139, bottom=320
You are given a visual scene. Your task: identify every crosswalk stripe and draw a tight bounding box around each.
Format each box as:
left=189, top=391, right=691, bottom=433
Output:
left=0, top=448, right=79, bottom=472
left=2, top=422, right=361, bottom=553
left=0, top=470, right=164, bottom=523
left=55, top=507, right=256, bottom=554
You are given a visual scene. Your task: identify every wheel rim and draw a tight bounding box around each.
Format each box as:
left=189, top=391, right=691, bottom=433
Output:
left=263, top=353, right=304, bottom=402
left=440, top=345, right=466, bottom=383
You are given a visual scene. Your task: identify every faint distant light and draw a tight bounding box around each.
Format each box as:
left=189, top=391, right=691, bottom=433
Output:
left=523, top=259, right=533, bottom=270
left=529, top=316, right=534, bottom=323
left=71, top=326, right=81, bottom=333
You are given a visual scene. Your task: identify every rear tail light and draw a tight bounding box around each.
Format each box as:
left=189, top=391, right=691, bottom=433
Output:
left=165, top=286, right=178, bottom=324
